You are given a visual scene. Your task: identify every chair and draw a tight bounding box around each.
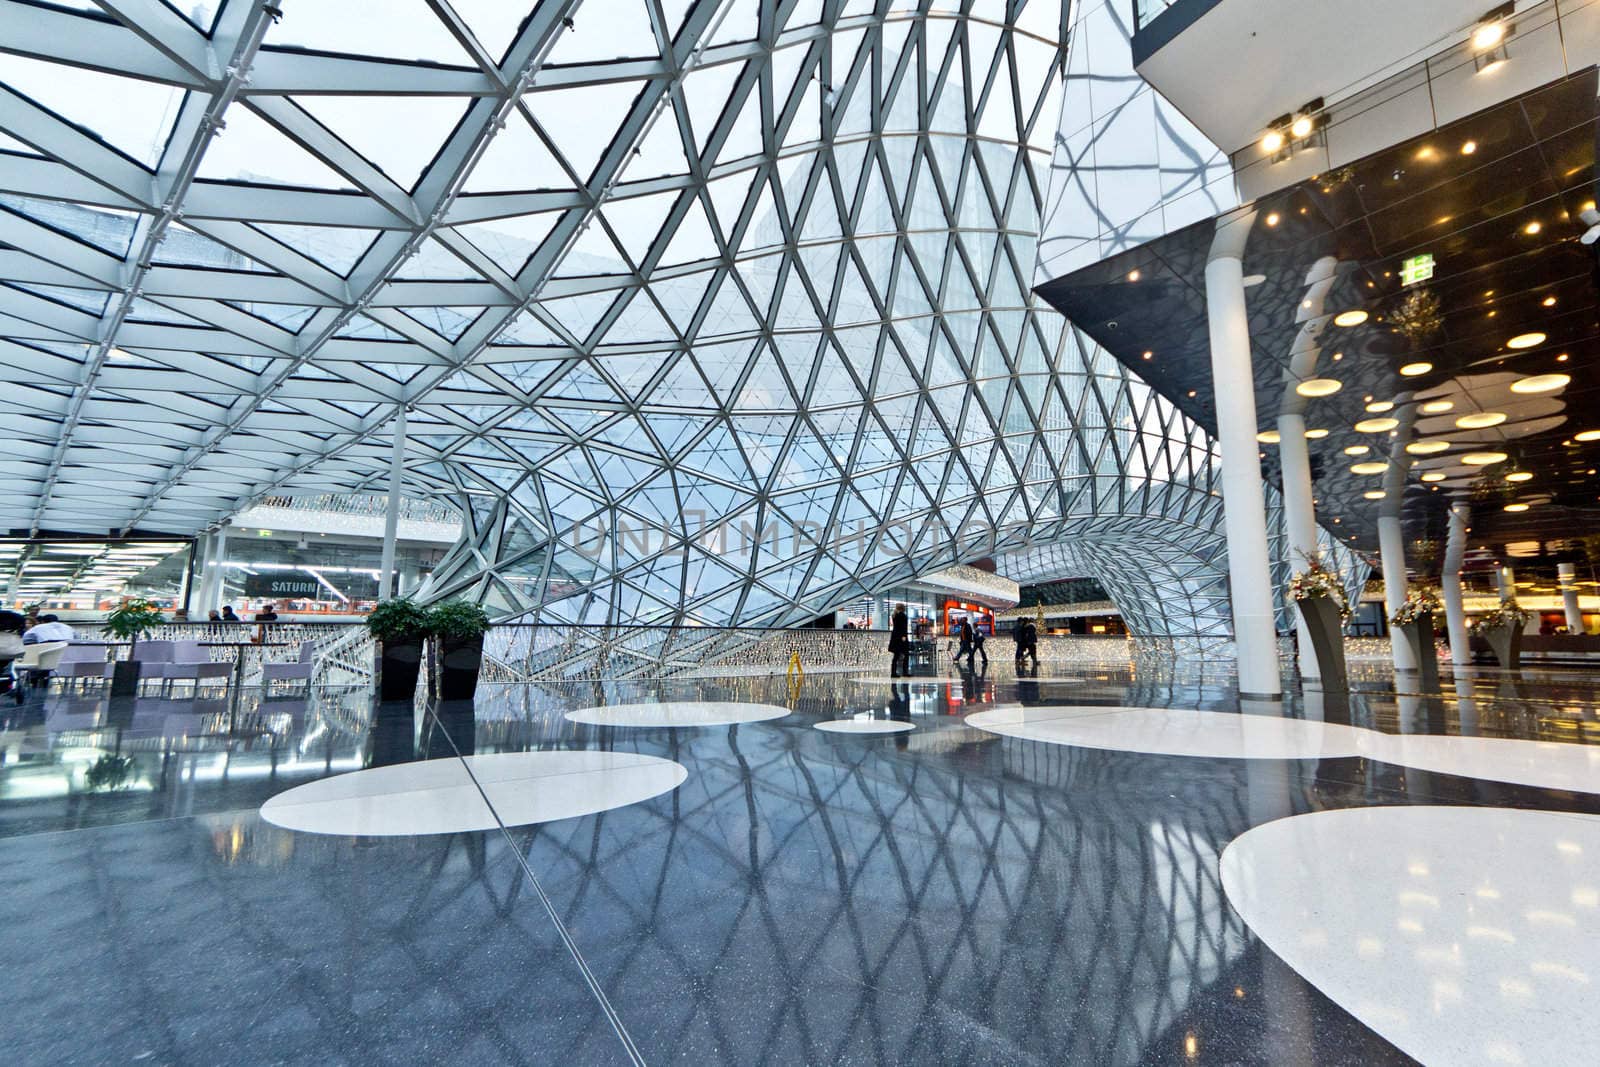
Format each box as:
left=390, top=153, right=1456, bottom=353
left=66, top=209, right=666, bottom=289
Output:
left=262, top=640, right=316, bottom=692
left=163, top=640, right=232, bottom=694
left=57, top=644, right=114, bottom=688
left=130, top=640, right=176, bottom=690
left=12, top=641, right=69, bottom=695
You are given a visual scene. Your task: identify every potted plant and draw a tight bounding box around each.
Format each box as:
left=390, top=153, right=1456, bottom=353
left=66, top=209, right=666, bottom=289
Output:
left=1471, top=598, right=1529, bottom=669
left=1390, top=587, right=1442, bottom=690
left=427, top=600, right=491, bottom=700
left=366, top=598, right=430, bottom=701
left=104, top=597, right=166, bottom=696
left=1288, top=555, right=1351, bottom=692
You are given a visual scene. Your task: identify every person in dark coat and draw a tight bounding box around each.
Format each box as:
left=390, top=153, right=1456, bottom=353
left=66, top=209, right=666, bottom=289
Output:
left=889, top=603, right=909, bottom=678
left=970, top=621, right=988, bottom=671
left=1018, top=618, right=1039, bottom=671
left=956, top=619, right=974, bottom=669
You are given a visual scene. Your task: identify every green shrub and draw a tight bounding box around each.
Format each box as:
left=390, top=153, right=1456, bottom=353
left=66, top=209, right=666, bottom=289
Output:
left=427, top=600, right=491, bottom=640
left=365, top=598, right=430, bottom=643
left=104, top=598, right=165, bottom=649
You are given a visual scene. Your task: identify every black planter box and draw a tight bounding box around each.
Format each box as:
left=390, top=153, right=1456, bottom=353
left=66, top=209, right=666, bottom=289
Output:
left=376, top=637, right=425, bottom=702
left=110, top=659, right=142, bottom=698
left=435, top=634, right=484, bottom=701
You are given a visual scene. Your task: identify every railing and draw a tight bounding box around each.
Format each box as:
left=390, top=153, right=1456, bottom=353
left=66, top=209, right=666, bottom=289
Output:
left=75, top=621, right=370, bottom=687
left=255, top=493, right=458, bottom=525
left=479, top=624, right=1157, bottom=682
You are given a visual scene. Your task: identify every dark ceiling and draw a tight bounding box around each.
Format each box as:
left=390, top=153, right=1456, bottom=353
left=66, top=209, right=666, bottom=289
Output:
left=1036, top=69, right=1600, bottom=579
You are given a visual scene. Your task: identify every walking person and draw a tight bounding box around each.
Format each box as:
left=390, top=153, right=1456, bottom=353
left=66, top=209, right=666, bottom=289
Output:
left=970, top=622, right=988, bottom=672
left=888, top=603, right=909, bottom=678
left=1018, top=617, right=1039, bottom=672
left=956, top=618, right=974, bottom=670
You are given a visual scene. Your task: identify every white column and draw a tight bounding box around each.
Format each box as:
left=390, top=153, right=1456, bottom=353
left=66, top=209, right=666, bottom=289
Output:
left=1441, top=504, right=1471, bottom=666
left=1559, top=563, right=1583, bottom=633
left=207, top=525, right=229, bottom=612
left=1205, top=208, right=1280, bottom=697
left=1378, top=399, right=1418, bottom=671
left=379, top=404, right=407, bottom=601
left=1497, top=565, right=1515, bottom=600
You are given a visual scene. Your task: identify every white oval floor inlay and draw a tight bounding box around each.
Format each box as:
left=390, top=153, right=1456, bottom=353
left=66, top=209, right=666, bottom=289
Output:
left=565, top=701, right=789, bottom=728
left=1222, top=806, right=1600, bottom=1067
left=814, top=718, right=916, bottom=734
left=964, top=705, right=1372, bottom=761
left=1370, top=732, right=1600, bottom=795
left=260, top=751, right=687, bottom=836
left=851, top=676, right=948, bottom=686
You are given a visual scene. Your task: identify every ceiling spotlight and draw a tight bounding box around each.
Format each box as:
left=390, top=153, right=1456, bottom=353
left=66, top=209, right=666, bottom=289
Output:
left=1472, top=18, right=1507, bottom=51
left=1344, top=445, right=1371, bottom=456
left=1455, top=411, right=1507, bottom=429
left=1142, top=350, right=1153, bottom=360
left=1266, top=212, right=1281, bottom=227
left=1421, top=471, right=1448, bottom=482
left=1542, top=296, right=1557, bottom=307
left=1126, top=269, right=1141, bottom=282
left=1575, top=429, right=1600, bottom=442
left=1257, top=430, right=1281, bottom=444
left=1461, top=451, right=1509, bottom=466
left=1304, top=428, right=1329, bottom=439
left=1290, top=114, right=1314, bottom=139
left=1334, top=309, right=1368, bottom=327
left=1261, top=130, right=1285, bottom=154
left=1363, top=490, right=1387, bottom=500
left=1296, top=378, right=1343, bottom=397
left=1406, top=440, right=1451, bottom=454
left=1399, top=362, right=1433, bottom=376
left=1503, top=502, right=1530, bottom=512
left=1506, top=471, right=1533, bottom=482
left=1461, top=140, right=1477, bottom=155
left=1351, top=461, right=1390, bottom=474
left=1510, top=373, right=1569, bottom=393
left=1366, top=400, right=1395, bottom=413
left=1420, top=400, right=1454, bottom=414
left=1355, top=417, right=1400, bottom=433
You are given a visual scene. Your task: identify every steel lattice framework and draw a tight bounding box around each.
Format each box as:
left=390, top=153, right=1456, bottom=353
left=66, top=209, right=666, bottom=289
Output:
left=0, top=0, right=1331, bottom=641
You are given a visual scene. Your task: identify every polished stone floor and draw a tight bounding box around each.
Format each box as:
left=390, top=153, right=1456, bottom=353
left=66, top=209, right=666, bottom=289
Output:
left=1, top=659, right=1597, bottom=1065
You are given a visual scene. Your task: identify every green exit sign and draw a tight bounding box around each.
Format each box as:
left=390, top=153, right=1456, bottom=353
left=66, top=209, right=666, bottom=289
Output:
left=1400, top=253, right=1435, bottom=286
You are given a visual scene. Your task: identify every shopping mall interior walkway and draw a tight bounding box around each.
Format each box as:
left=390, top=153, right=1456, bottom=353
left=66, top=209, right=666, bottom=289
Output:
left=2, top=661, right=1597, bottom=1065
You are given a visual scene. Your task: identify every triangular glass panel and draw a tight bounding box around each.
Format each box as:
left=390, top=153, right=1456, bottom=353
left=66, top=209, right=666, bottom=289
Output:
left=463, top=113, right=572, bottom=192
left=295, top=95, right=469, bottom=191
left=528, top=79, right=643, bottom=183
left=197, top=105, right=354, bottom=189
left=254, top=223, right=378, bottom=275
left=544, top=0, right=663, bottom=64
left=623, top=102, right=693, bottom=180
left=0, top=54, right=182, bottom=168
left=660, top=195, right=719, bottom=266
left=269, top=0, right=473, bottom=65
left=455, top=213, right=558, bottom=275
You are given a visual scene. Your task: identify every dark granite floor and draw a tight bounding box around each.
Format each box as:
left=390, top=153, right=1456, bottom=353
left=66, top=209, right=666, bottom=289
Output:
left=1, top=660, right=1596, bottom=1065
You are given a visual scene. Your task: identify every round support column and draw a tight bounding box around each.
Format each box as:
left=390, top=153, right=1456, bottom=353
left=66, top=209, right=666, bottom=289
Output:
left=1440, top=505, right=1471, bottom=666
left=1559, top=563, right=1583, bottom=633
left=1205, top=208, right=1281, bottom=698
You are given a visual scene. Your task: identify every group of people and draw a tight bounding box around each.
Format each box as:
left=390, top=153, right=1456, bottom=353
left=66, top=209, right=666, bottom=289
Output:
left=885, top=605, right=1041, bottom=677
left=0, top=610, right=77, bottom=694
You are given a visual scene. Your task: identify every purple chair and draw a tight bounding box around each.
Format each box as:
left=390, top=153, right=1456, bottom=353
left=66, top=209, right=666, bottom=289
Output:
left=129, top=640, right=176, bottom=690
left=262, top=641, right=315, bottom=691
left=57, top=644, right=113, bottom=688
left=163, top=640, right=233, bottom=693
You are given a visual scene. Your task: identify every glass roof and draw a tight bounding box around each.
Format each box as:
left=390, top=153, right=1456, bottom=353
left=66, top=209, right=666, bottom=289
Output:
left=0, top=0, right=1303, bottom=639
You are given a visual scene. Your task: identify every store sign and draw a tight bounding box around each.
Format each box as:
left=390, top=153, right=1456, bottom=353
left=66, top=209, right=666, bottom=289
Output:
left=1400, top=253, right=1434, bottom=286
left=243, top=574, right=322, bottom=599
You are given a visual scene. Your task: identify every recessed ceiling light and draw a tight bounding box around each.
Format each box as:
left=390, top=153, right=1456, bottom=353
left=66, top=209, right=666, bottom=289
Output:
left=1295, top=378, right=1342, bottom=397
left=1462, top=451, right=1509, bottom=466
left=1542, top=296, right=1557, bottom=307
left=1455, top=411, right=1507, bottom=429
left=1126, top=269, right=1141, bottom=282
left=1420, top=471, right=1448, bottom=482
left=1399, top=362, right=1432, bottom=376
left=1355, top=417, right=1399, bottom=433
left=1507, top=332, right=1546, bottom=350
left=1461, top=140, right=1477, bottom=155
left=1473, top=20, right=1507, bottom=50
left=1575, top=429, right=1600, bottom=442
left=1262, top=130, right=1285, bottom=154
left=1290, top=115, right=1314, bottom=139
left=1334, top=310, right=1368, bottom=327
left=1504, top=502, right=1530, bottom=512
left=1510, top=373, right=1569, bottom=394
left=1420, top=400, right=1454, bottom=414
left=1524, top=221, right=1542, bottom=235
left=1265, top=212, right=1281, bottom=226
left=1142, top=350, right=1153, bottom=360
left=1256, top=430, right=1281, bottom=444
left=1506, top=471, right=1533, bottom=482
left=1351, top=461, right=1390, bottom=474
left=1406, top=441, right=1451, bottom=454
left=1304, top=428, right=1329, bottom=439
left=1366, top=400, right=1395, bottom=413
left=1363, top=490, right=1387, bottom=500
left=1344, top=445, right=1371, bottom=456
